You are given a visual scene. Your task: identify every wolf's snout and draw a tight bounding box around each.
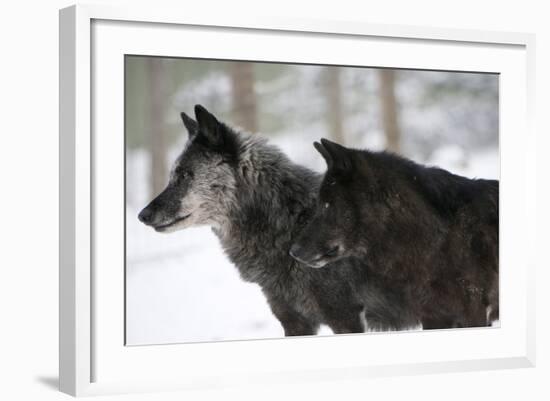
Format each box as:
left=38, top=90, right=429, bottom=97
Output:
left=289, top=244, right=301, bottom=260
left=138, top=208, right=154, bottom=225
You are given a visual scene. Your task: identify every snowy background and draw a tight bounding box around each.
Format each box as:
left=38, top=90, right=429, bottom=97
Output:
left=125, top=57, right=499, bottom=345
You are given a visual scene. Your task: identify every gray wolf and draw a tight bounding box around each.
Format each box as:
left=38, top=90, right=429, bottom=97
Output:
left=290, top=139, right=499, bottom=329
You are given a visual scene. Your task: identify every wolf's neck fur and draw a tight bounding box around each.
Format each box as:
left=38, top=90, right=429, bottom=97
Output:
left=213, top=132, right=319, bottom=283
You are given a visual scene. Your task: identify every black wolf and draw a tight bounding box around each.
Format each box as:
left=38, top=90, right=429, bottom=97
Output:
left=290, top=139, right=499, bottom=329
left=138, top=106, right=418, bottom=336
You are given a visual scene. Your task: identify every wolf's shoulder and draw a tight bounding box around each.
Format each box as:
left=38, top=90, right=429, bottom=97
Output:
left=356, top=149, right=498, bottom=218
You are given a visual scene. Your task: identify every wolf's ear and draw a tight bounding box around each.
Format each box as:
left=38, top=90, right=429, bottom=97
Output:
left=180, top=112, right=198, bottom=139
left=319, top=138, right=352, bottom=173
left=314, top=141, right=333, bottom=169
left=194, top=104, right=223, bottom=146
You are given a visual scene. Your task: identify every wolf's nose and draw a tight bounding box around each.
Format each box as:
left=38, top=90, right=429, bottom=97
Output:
left=289, top=244, right=301, bottom=260
left=138, top=208, right=154, bottom=224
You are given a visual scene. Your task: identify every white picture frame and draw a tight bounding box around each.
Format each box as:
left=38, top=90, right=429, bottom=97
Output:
left=59, top=4, right=536, bottom=397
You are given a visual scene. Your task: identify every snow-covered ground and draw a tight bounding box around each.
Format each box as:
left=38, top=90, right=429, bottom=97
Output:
left=126, top=134, right=499, bottom=346
left=126, top=218, right=283, bottom=345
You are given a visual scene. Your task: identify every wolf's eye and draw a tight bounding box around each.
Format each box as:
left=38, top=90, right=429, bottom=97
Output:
left=324, top=202, right=330, bottom=209
left=176, top=167, right=193, bottom=179
left=173, top=169, right=189, bottom=183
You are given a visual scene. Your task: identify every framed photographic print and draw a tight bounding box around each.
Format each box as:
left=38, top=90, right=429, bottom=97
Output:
left=59, top=4, right=536, bottom=396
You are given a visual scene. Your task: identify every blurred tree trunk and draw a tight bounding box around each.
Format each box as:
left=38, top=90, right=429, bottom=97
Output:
left=147, top=58, right=168, bottom=198
left=230, top=63, right=258, bottom=132
left=325, top=67, right=345, bottom=144
left=379, top=69, right=401, bottom=153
